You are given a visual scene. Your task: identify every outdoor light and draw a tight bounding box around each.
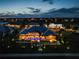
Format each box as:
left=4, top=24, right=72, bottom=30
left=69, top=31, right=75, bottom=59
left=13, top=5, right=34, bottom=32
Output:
left=7, top=45, right=10, bottom=48
left=49, top=39, right=56, bottom=42
left=37, top=40, right=40, bottom=42
left=21, top=36, right=26, bottom=40
left=49, top=40, right=53, bottom=42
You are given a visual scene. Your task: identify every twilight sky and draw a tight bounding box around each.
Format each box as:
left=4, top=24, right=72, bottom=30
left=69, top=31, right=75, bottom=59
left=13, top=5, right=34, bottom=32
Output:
left=0, top=0, right=79, bottom=14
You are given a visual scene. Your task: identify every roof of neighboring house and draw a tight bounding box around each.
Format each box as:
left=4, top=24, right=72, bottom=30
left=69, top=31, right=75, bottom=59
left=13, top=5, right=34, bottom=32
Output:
left=0, top=26, right=10, bottom=32
left=19, top=26, right=56, bottom=36
left=0, top=22, right=9, bottom=25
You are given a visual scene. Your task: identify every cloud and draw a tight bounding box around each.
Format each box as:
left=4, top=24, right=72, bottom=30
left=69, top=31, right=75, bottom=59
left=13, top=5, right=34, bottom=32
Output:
left=27, top=7, right=41, bottom=13
left=32, top=9, right=41, bottom=13
left=42, top=0, right=54, bottom=4
left=27, top=7, right=35, bottom=10
left=46, top=7, right=79, bottom=14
